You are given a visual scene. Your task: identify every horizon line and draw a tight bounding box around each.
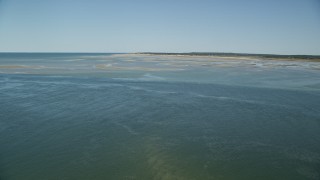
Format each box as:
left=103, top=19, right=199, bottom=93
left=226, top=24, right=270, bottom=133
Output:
left=0, top=51, right=319, bottom=57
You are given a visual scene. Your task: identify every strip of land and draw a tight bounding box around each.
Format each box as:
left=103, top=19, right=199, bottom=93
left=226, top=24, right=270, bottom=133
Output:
left=135, top=52, right=320, bottom=62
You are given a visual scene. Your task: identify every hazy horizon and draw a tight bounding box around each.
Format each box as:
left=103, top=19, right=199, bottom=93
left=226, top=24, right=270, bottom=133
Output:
left=0, top=52, right=320, bottom=56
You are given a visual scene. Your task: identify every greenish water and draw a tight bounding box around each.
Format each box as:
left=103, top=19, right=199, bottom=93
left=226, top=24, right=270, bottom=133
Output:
left=0, top=53, right=320, bottom=179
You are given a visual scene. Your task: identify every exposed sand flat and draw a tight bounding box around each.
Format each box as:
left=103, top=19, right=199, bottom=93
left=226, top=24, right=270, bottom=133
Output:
left=1, top=54, right=319, bottom=78
left=133, top=53, right=320, bottom=62
left=1, top=54, right=318, bottom=78
left=119, top=54, right=320, bottom=70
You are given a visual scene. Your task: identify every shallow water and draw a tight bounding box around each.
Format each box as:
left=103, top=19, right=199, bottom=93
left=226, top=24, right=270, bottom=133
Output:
left=0, top=53, right=320, bottom=179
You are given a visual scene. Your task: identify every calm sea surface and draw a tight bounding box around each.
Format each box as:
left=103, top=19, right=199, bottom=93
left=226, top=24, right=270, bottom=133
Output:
left=1, top=53, right=320, bottom=179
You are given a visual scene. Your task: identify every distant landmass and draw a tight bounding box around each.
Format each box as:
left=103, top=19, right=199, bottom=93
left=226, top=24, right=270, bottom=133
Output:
left=136, top=52, right=320, bottom=61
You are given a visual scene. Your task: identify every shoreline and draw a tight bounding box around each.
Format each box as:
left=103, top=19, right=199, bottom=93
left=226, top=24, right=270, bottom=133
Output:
left=133, top=52, right=320, bottom=62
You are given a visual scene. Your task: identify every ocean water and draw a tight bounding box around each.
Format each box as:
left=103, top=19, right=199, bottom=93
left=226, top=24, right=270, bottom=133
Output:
left=0, top=53, right=320, bottom=180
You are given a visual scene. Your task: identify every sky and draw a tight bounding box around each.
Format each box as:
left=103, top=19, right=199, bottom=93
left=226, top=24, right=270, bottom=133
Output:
left=0, top=0, right=319, bottom=55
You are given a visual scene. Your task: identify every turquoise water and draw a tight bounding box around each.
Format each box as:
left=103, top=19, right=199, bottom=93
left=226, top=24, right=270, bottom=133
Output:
left=0, top=53, right=320, bottom=179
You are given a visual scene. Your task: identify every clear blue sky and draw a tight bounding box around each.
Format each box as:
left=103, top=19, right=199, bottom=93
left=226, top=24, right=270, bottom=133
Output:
left=0, top=0, right=319, bottom=55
